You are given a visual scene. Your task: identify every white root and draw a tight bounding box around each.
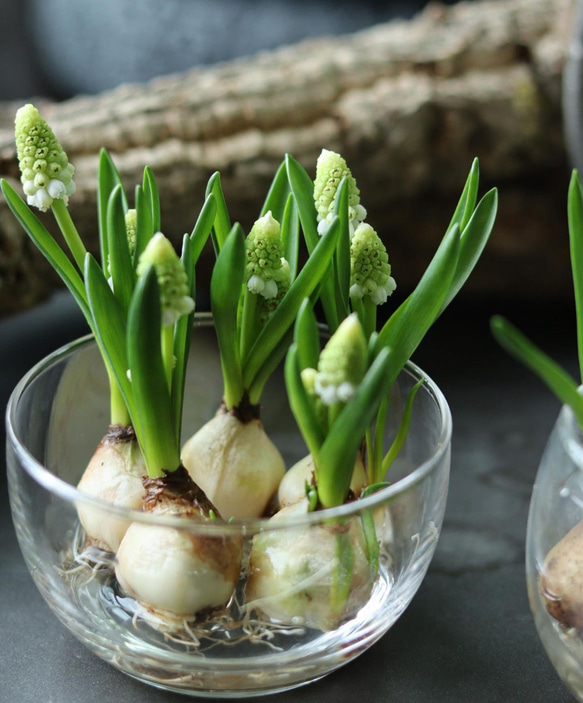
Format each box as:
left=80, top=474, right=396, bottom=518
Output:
left=181, top=411, right=285, bottom=519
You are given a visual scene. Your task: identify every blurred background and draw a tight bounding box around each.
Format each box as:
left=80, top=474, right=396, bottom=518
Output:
left=0, top=0, right=460, bottom=100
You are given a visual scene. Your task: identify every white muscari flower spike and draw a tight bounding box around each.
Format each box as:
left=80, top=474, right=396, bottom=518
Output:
left=349, top=223, right=396, bottom=305
left=14, top=104, right=76, bottom=212
left=136, top=232, right=194, bottom=327
left=313, top=149, right=366, bottom=237
left=314, top=314, right=367, bottom=406
left=245, top=211, right=289, bottom=300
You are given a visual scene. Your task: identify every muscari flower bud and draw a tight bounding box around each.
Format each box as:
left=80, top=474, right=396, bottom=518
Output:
left=14, top=104, right=76, bottom=212
left=301, top=366, right=328, bottom=426
left=124, top=209, right=137, bottom=258
left=313, top=149, right=366, bottom=236
left=314, top=314, right=367, bottom=406
left=349, top=223, right=396, bottom=305
left=246, top=211, right=289, bottom=300
left=137, top=232, right=194, bottom=326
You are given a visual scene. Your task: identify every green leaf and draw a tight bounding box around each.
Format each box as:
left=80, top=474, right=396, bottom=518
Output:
left=0, top=180, right=90, bottom=323
left=281, top=193, right=299, bottom=281
left=376, top=224, right=460, bottom=387
left=134, top=185, right=153, bottom=264
left=247, top=279, right=326, bottom=403
left=143, top=166, right=161, bottom=233
left=243, top=214, right=341, bottom=389
left=294, top=298, right=321, bottom=371
left=107, top=184, right=135, bottom=314
left=128, top=266, right=180, bottom=475
left=205, top=172, right=231, bottom=253
left=447, top=157, right=479, bottom=233
left=97, top=149, right=127, bottom=268
left=359, top=481, right=391, bottom=573
left=248, top=327, right=294, bottom=404
left=332, top=177, right=351, bottom=320
left=491, top=315, right=583, bottom=428
left=84, top=254, right=134, bottom=420
left=380, top=378, right=424, bottom=478
left=286, top=154, right=339, bottom=331
left=285, top=154, right=319, bottom=250
left=190, top=193, right=217, bottom=265
left=330, top=530, right=355, bottom=616
left=440, top=188, right=498, bottom=314
left=317, top=348, right=391, bottom=508
left=260, top=160, right=290, bottom=221
left=172, top=233, right=196, bottom=443
left=568, top=170, right=583, bottom=383
left=284, top=344, right=325, bottom=458
left=211, top=223, right=246, bottom=408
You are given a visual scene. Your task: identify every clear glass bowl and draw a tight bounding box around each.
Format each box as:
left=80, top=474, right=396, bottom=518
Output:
left=6, top=314, right=451, bottom=698
left=527, top=404, right=583, bottom=701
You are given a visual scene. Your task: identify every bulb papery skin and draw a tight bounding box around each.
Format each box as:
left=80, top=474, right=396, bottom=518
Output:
left=115, top=466, right=242, bottom=618
left=181, top=411, right=285, bottom=519
left=277, top=453, right=367, bottom=509
left=246, top=499, right=373, bottom=631
left=539, top=519, right=583, bottom=629
left=76, top=426, right=146, bottom=552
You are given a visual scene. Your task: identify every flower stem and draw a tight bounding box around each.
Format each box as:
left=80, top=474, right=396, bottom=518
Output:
left=351, top=296, right=365, bottom=330
left=240, top=287, right=259, bottom=363
left=363, top=296, right=377, bottom=341
left=372, top=392, right=390, bottom=483
left=162, top=324, right=174, bottom=391
left=108, top=365, right=130, bottom=425
left=51, top=198, right=87, bottom=271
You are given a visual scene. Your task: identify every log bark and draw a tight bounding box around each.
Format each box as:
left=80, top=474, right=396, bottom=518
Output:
left=0, top=0, right=573, bottom=317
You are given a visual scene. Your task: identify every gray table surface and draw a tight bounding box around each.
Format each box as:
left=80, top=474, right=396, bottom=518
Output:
left=0, top=291, right=575, bottom=702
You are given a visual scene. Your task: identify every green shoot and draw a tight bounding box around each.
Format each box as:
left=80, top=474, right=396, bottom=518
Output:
left=492, top=170, right=583, bottom=430
left=211, top=224, right=246, bottom=409
left=491, top=316, right=583, bottom=428
left=98, top=148, right=128, bottom=266
left=127, top=267, right=181, bottom=476
left=205, top=172, right=232, bottom=253
left=568, top=170, right=583, bottom=382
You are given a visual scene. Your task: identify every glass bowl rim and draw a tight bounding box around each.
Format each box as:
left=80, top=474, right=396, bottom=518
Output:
left=6, top=313, right=452, bottom=534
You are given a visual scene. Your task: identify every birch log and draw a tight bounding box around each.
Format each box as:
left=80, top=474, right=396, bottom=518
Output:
left=0, top=0, right=573, bottom=317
